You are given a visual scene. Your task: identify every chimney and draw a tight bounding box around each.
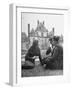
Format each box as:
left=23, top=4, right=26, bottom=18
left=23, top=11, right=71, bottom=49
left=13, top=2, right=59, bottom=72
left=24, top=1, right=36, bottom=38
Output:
left=52, top=27, right=54, bottom=32
left=28, top=24, right=30, bottom=44
left=37, top=20, right=39, bottom=25
left=43, top=21, right=44, bottom=25
left=28, top=24, right=30, bottom=37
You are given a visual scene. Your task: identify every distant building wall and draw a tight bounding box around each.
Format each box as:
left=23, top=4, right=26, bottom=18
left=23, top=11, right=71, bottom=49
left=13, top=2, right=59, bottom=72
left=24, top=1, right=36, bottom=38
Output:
left=28, top=21, right=54, bottom=50
left=21, top=21, right=55, bottom=52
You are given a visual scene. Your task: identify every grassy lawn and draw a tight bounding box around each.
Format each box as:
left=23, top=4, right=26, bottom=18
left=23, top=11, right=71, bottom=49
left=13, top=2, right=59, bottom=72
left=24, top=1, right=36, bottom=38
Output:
left=21, top=61, right=63, bottom=77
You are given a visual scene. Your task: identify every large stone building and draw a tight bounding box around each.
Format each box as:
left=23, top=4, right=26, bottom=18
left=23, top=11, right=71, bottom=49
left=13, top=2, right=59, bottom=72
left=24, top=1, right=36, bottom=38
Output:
left=28, top=20, right=54, bottom=50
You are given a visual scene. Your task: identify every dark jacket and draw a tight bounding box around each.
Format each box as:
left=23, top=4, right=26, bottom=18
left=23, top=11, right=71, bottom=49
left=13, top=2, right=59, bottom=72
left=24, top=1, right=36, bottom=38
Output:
left=45, top=45, right=63, bottom=69
left=25, top=45, right=42, bottom=64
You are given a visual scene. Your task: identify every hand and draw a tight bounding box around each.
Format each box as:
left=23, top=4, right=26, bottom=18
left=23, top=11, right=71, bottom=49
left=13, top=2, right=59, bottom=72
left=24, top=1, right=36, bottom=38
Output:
left=32, top=56, right=36, bottom=59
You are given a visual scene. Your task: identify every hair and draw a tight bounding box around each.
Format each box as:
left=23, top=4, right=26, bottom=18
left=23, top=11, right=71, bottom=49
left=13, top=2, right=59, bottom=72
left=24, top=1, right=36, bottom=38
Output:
left=32, top=40, right=38, bottom=47
left=29, top=40, right=40, bottom=56
left=49, top=38, right=53, bottom=43
left=52, top=36, right=59, bottom=42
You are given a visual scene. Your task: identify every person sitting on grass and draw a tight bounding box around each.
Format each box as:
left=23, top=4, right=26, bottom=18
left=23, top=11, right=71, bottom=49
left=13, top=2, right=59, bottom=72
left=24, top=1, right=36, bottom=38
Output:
left=22, top=40, right=42, bottom=69
left=41, top=36, right=63, bottom=70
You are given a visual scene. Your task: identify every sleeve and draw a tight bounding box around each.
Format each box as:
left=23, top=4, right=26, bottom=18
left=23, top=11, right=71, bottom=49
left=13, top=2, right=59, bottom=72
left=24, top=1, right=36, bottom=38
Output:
left=46, top=47, right=51, bottom=55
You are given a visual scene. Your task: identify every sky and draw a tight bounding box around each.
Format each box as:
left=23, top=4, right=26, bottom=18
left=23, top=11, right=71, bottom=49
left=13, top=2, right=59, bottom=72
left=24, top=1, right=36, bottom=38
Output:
left=22, top=12, right=64, bottom=36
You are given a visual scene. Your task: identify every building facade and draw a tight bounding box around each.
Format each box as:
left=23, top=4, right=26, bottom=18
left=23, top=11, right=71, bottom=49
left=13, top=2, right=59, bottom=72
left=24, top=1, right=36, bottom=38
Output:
left=28, top=20, right=54, bottom=50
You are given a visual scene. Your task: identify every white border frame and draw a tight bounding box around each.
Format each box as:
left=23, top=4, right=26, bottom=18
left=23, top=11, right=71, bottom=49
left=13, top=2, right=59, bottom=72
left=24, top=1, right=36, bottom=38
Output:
left=9, top=4, right=70, bottom=86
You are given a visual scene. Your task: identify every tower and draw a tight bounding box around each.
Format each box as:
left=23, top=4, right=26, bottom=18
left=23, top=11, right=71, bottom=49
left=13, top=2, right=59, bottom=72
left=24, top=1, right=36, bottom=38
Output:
left=52, top=27, right=55, bottom=36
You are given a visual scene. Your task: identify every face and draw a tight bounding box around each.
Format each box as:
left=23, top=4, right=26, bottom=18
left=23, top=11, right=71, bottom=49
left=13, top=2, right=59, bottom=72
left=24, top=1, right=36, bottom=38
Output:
left=50, top=40, right=52, bottom=44
left=49, top=38, right=53, bottom=45
left=52, top=40, right=57, bottom=46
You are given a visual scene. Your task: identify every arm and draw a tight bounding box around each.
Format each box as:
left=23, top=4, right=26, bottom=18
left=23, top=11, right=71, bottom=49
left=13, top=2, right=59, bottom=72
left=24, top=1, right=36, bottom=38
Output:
left=46, top=47, right=51, bottom=55
left=25, top=53, right=33, bottom=60
left=25, top=47, right=34, bottom=60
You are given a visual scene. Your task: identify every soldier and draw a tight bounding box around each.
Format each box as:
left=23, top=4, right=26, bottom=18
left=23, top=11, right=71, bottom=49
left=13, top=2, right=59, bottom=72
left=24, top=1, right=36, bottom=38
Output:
left=42, top=36, right=63, bottom=70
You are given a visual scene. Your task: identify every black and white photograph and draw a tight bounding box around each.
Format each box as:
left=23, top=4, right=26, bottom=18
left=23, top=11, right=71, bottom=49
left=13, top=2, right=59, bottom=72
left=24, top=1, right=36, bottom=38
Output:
left=9, top=4, right=70, bottom=86
left=21, top=12, right=63, bottom=77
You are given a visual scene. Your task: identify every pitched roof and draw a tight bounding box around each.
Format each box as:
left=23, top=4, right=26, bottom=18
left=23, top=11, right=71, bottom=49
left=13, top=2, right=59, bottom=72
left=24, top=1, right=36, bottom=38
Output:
left=35, top=22, right=48, bottom=32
